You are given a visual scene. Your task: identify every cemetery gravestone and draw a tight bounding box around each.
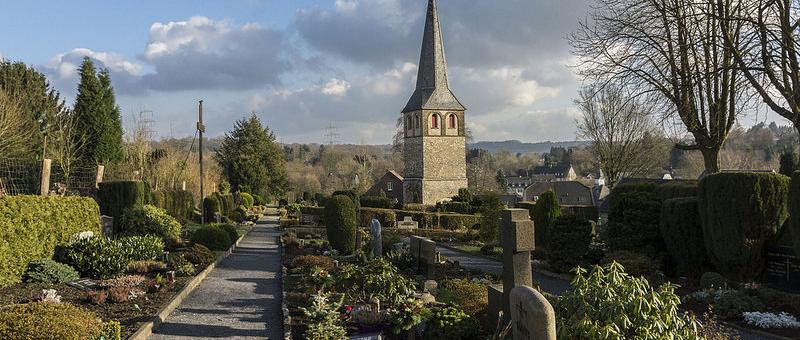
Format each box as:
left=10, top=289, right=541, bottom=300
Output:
left=100, top=215, right=114, bottom=236
left=398, top=216, right=418, bottom=229
left=419, top=238, right=438, bottom=278
left=501, top=209, right=534, bottom=321
left=510, top=286, right=556, bottom=340
left=765, top=245, right=800, bottom=288
left=300, top=214, right=319, bottom=226
left=370, top=218, right=382, bottom=256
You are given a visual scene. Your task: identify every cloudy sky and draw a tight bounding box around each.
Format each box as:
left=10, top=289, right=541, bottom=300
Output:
left=0, top=0, right=591, bottom=144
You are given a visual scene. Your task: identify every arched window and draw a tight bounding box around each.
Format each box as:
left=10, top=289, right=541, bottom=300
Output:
left=414, top=113, right=420, bottom=129
left=431, top=114, right=439, bottom=129
left=407, top=116, right=412, bottom=129
left=448, top=114, right=456, bottom=129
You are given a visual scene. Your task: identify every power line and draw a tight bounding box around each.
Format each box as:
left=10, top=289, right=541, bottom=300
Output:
left=324, top=124, right=340, bottom=145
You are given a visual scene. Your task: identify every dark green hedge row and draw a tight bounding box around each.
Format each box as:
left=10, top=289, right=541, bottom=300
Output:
left=325, top=195, right=357, bottom=254
left=436, top=201, right=474, bottom=214
left=548, top=215, right=593, bottom=273
left=699, top=172, right=789, bottom=281
left=789, top=172, right=800, bottom=256
left=0, top=196, right=101, bottom=287
left=660, top=197, right=706, bottom=277
left=360, top=195, right=394, bottom=209
left=97, top=181, right=151, bottom=220
left=360, top=208, right=397, bottom=228
left=152, top=190, right=195, bottom=224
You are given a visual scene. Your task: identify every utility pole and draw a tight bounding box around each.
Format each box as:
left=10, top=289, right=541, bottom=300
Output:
left=198, top=100, right=206, bottom=225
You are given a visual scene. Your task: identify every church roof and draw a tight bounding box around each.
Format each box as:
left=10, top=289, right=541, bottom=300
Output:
left=402, top=0, right=465, bottom=113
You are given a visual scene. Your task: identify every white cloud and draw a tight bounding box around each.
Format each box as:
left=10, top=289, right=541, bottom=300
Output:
left=320, top=78, right=351, bottom=98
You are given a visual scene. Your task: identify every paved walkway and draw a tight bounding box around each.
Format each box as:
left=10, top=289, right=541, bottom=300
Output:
left=436, top=245, right=571, bottom=296
left=150, top=217, right=283, bottom=340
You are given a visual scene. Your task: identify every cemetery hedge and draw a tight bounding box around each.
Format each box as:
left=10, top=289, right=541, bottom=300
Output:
left=606, top=184, right=663, bottom=254
left=0, top=195, right=101, bottom=287
left=325, top=195, right=357, bottom=254
left=547, top=215, right=592, bottom=273
left=97, top=180, right=150, bottom=220
left=0, top=302, right=103, bottom=339
left=532, top=190, right=560, bottom=247
left=698, top=172, right=789, bottom=281
left=203, top=195, right=222, bottom=221
left=660, top=197, right=706, bottom=277
left=360, top=207, right=397, bottom=228
left=151, top=189, right=195, bottom=224
left=360, top=195, right=394, bottom=209
left=790, top=171, right=800, bottom=256
left=299, top=204, right=481, bottom=231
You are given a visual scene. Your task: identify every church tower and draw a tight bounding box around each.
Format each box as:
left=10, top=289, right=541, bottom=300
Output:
left=402, top=0, right=467, bottom=204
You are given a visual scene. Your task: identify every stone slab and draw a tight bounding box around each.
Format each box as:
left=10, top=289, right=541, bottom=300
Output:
left=510, top=286, right=556, bottom=340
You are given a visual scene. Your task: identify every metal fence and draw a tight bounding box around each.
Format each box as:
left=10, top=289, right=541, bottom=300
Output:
left=0, top=158, right=101, bottom=196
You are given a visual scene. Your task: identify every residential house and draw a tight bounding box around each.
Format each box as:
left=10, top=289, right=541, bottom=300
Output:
left=524, top=181, right=595, bottom=206
left=365, top=170, right=404, bottom=203
left=531, top=164, right=577, bottom=181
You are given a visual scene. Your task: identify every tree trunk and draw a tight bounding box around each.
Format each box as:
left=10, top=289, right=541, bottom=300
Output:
left=701, top=147, right=721, bottom=174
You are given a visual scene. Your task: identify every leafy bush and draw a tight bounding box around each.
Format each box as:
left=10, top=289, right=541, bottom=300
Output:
left=57, top=236, right=129, bottom=279
left=151, top=189, right=195, bottom=224
left=700, top=272, right=729, bottom=289
left=190, top=226, right=232, bottom=251
left=239, top=192, right=254, bottom=209
left=361, top=195, right=394, bottom=209
left=324, top=195, right=357, bottom=254
left=390, top=298, right=431, bottom=334
left=478, top=193, right=504, bottom=243
left=423, top=307, right=480, bottom=340
left=715, top=290, right=766, bottom=319
left=660, top=197, right=706, bottom=277
left=301, top=292, right=347, bottom=340
left=22, top=259, right=79, bottom=284
left=533, top=190, right=560, bottom=247
left=360, top=208, right=397, bottom=228
left=97, top=181, right=150, bottom=220
left=439, top=214, right=481, bottom=231
left=215, top=224, right=240, bottom=245
left=253, top=193, right=266, bottom=206
left=337, top=257, right=417, bottom=304
left=184, top=244, right=216, bottom=267
left=203, top=195, right=222, bottom=222
left=555, top=262, right=702, bottom=339
left=437, top=201, right=474, bottom=214
left=698, top=172, right=790, bottom=281
left=118, top=205, right=182, bottom=245
left=168, top=254, right=196, bottom=276
left=116, top=235, right=164, bottom=262
left=293, top=255, right=335, bottom=271
left=547, top=215, right=593, bottom=273
left=98, top=321, right=121, bottom=340
left=606, top=184, right=663, bottom=254
left=385, top=249, right=415, bottom=272
left=0, top=195, right=101, bottom=287
left=437, top=279, right=488, bottom=315
left=0, top=302, right=103, bottom=339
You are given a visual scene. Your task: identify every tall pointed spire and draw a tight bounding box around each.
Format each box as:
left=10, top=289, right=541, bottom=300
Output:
left=402, top=0, right=465, bottom=113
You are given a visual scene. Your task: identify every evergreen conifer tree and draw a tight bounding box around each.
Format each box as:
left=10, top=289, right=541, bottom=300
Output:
left=72, top=57, right=123, bottom=165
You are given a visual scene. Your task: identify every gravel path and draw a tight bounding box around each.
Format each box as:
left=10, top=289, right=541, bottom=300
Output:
left=150, top=217, right=283, bottom=340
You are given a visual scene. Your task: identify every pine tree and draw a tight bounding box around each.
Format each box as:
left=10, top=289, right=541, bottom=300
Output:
left=72, top=57, right=123, bottom=165
left=215, top=114, right=287, bottom=198
left=533, top=190, right=561, bottom=248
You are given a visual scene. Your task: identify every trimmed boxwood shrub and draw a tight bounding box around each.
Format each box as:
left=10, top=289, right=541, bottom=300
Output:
left=0, top=195, right=101, bottom=287
left=660, top=197, right=706, bottom=277
left=437, top=279, right=489, bottom=316
left=203, top=195, right=222, bottom=222
left=97, top=181, right=151, bottom=220
left=324, top=195, right=357, bottom=254
left=56, top=236, right=129, bottom=279
left=119, top=205, right=182, bottom=245
left=214, top=224, right=240, bottom=244
left=152, top=189, right=195, bottom=224
left=698, top=172, right=789, bottom=281
left=436, top=201, right=474, bottom=214
left=533, top=190, right=560, bottom=248
left=218, top=193, right=236, bottom=216
left=22, top=259, right=79, bottom=284
left=547, top=215, right=593, bottom=273
left=360, top=195, right=393, bottom=209
left=190, top=226, right=232, bottom=251
left=606, top=184, right=663, bottom=254
left=360, top=208, right=397, bottom=228
left=0, top=302, right=103, bottom=339
left=184, top=243, right=216, bottom=267
left=239, top=192, right=254, bottom=209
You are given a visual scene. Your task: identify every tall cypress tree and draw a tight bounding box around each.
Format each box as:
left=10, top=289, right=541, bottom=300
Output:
left=72, top=57, right=123, bottom=165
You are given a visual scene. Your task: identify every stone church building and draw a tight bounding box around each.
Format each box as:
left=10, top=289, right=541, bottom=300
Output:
left=402, top=0, right=467, bottom=204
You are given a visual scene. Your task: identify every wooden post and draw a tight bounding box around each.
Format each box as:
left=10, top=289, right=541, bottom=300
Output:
left=40, top=159, right=52, bottom=196
left=95, top=165, right=105, bottom=189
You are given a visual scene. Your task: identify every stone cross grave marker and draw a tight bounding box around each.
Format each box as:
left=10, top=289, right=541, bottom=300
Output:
left=100, top=215, right=114, bottom=237
left=370, top=218, right=382, bottom=257
left=501, top=209, right=534, bottom=323
left=510, top=286, right=556, bottom=340
left=397, top=216, right=418, bottom=229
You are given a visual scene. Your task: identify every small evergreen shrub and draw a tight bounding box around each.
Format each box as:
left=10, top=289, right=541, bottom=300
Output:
left=239, top=192, right=254, bottom=209
left=437, top=201, right=474, bottom=214
left=190, top=226, right=232, bottom=251
left=478, top=193, right=504, bottom=243
left=151, top=189, right=195, bottom=224
left=324, top=195, right=357, bottom=254
left=0, top=302, right=103, bottom=339
left=253, top=193, right=266, bottom=206
left=118, top=205, right=182, bottom=245
left=57, top=236, right=129, bottom=279
left=360, top=208, right=397, bottom=228
left=97, top=181, right=151, bottom=220
left=555, top=262, right=702, bottom=339
left=698, top=172, right=790, bottom=281
left=437, top=279, right=488, bottom=315
left=116, top=235, right=164, bottom=262
left=547, top=215, right=593, bottom=273
left=214, top=224, right=240, bottom=245
left=337, top=257, right=416, bottom=304
left=203, top=195, right=222, bottom=222
left=533, top=190, right=560, bottom=247
left=0, top=195, right=101, bottom=287
left=301, top=292, right=347, bottom=340
left=184, top=244, right=216, bottom=267
left=606, top=184, right=663, bottom=254
left=715, top=290, right=766, bottom=319
left=22, top=259, right=79, bottom=284
left=423, top=307, right=480, bottom=340
left=360, top=195, right=394, bottom=209
left=439, top=214, right=481, bottom=231
left=98, top=321, right=121, bottom=340
left=660, top=197, right=706, bottom=277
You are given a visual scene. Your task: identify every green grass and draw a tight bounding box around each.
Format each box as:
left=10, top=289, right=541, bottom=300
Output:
left=450, top=244, right=500, bottom=260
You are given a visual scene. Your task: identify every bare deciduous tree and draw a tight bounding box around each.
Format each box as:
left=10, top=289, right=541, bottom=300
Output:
left=576, top=85, right=667, bottom=187
left=721, top=0, right=800, bottom=136
left=0, top=90, right=33, bottom=158
left=571, top=0, right=750, bottom=173
left=51, top=110, right=86, bottom=187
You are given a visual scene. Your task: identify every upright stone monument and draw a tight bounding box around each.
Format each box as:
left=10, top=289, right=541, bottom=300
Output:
left=370, top=218, right=382, bottom=257
left=501, top=209, right=534, bottom=320
left=510, top=286, right=556, bottom=340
